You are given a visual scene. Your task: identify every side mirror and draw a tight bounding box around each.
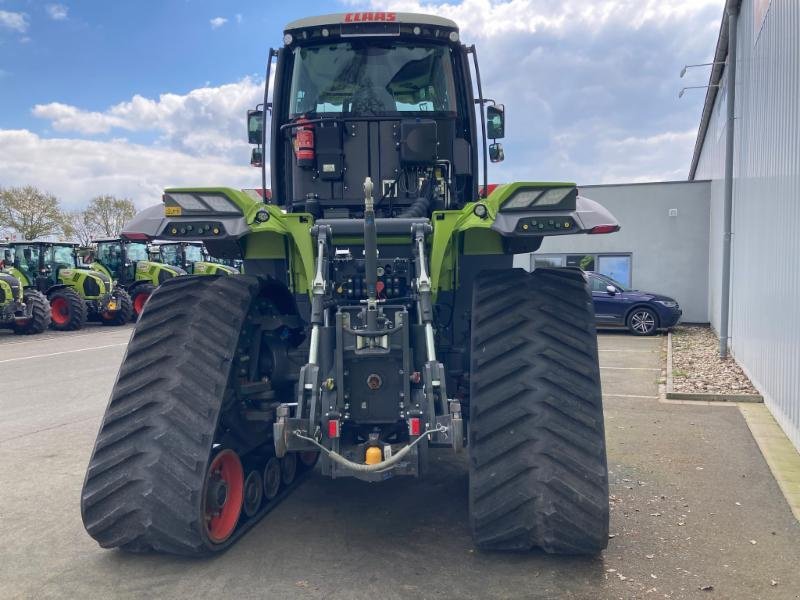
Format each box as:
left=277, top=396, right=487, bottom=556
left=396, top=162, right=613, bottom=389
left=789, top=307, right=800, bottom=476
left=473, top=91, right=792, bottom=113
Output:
left=247, top=109, right=264, bottom=145
left=486, top=104, right=505, bottom=139
left=606, top=285, right=617, bottom=295
left=250, top=147, right=264, bottom=167
left=489, top=142, right=505, bottom=163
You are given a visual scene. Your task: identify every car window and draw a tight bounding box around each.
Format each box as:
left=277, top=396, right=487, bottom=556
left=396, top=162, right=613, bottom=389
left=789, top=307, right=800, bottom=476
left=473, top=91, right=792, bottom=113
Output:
left=590, top=276, right=610, bottom=292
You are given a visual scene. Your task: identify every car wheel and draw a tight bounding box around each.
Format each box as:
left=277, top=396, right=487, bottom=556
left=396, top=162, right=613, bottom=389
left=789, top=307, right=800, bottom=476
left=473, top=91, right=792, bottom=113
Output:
left=627, top=307, right=658, bottom=336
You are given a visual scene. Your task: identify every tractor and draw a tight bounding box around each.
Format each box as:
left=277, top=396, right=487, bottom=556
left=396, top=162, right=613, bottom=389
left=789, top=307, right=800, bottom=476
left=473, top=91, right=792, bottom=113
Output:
left=156, top=241, right=240, bottom=276
left=82, top=12, right=618, bottom=556
left=7, top=241, right=132, bottom=329
left=91, top=237, right=185, bottom=318
left=1, top=244, right=50, bottom=335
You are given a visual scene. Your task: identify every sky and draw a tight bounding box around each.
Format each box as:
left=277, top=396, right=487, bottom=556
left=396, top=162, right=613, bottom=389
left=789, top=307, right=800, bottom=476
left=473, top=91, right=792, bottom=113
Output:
left=0, top=0, right=723, bottom=210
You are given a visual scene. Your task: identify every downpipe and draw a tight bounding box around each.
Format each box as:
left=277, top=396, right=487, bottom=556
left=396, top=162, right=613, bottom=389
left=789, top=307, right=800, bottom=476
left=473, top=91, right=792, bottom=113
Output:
left=719, top=3, right=738, bottom=358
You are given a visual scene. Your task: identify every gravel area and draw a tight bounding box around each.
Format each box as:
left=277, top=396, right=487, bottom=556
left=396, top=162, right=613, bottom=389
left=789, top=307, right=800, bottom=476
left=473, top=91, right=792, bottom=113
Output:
left=671, top=324, right=760, bottom=395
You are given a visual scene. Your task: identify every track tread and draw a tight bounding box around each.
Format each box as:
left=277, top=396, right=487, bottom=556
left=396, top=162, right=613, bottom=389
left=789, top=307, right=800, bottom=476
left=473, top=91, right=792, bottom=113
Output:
left=468, top=267, right=609, bottom=554
left=81, top=275, right=261, bottom=555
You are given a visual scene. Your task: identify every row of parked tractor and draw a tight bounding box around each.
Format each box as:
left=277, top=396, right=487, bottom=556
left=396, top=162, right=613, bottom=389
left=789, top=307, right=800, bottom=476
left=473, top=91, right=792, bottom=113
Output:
left=0, top=238, right=240, bottom=335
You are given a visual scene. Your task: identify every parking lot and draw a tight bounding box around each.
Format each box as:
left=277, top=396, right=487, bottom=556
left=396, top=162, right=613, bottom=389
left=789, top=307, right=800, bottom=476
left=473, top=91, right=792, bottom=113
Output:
left=1, top=327, right=799, bottom=599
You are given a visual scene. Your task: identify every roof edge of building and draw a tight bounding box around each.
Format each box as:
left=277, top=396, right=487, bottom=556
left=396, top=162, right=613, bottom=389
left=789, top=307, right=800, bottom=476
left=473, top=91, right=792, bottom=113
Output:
left=688, top=0, right=741, bottom=181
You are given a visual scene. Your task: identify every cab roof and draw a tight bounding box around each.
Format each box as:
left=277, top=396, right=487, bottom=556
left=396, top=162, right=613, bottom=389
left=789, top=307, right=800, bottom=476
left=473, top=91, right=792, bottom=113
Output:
left=285, top=12, right=458, bottom=32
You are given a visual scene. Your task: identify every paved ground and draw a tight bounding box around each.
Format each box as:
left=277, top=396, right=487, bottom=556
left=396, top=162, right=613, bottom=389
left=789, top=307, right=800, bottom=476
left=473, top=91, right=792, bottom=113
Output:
left=1, top=327, right=799, bottom=599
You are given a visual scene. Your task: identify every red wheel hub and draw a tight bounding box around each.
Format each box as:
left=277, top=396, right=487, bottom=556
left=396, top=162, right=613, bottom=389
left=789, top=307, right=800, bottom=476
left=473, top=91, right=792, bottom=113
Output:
left=50, top=297, right=70, bottom=325
left=133, top=292, right=148, bottom=315
left=203, top=449, right=244, bottom=544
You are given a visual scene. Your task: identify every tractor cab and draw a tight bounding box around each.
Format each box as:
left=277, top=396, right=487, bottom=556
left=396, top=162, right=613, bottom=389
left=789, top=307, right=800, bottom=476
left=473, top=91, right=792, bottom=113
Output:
left=93, top=238, right=151, bottom=284
left=158, top=241, right=238, bottom=275
left=247, top=13, right=504, bottom=220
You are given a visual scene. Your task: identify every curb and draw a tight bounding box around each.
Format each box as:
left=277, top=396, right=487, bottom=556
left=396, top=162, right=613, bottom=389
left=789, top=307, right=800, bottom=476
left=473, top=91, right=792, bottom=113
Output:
left=665, top=330, right=763, bottom=403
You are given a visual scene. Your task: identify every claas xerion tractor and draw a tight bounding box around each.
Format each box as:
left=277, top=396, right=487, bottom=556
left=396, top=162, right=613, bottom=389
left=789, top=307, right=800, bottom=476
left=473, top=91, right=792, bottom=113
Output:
left=81, top=12, right=619, bottom=556
left=0, top=244, right=50, bottom=334
left=7, top=241, right=132, bottom=329
left=91, top=237, right=185, bottom=318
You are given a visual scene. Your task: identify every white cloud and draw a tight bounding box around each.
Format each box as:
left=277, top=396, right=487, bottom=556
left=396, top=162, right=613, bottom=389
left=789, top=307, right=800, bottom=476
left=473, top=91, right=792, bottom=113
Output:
left=0, top=129, right=261, bottom=211
left=235, top=13, right=243, bottom=24
left=45, top=4, right=68, bottom=21
left=0, top=10, right=29, bottom=33
left=32, top=77, right=263, bottom=158
left=354, top=0, right=722, bottom=37
left=210, top=16, right=227, bottom=29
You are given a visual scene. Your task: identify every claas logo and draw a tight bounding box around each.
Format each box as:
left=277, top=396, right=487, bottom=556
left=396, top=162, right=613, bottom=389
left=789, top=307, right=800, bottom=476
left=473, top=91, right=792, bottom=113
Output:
left=343, top=12, right=397, bottom=22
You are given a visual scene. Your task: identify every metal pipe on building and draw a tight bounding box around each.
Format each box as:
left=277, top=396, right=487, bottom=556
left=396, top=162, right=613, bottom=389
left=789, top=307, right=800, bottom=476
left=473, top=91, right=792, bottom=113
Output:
left=719, top=3, right=738, bottom=358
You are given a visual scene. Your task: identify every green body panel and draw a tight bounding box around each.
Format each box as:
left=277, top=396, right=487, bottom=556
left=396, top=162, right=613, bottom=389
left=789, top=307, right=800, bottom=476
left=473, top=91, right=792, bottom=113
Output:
left=91, top=262, right=114, bottom=281
left=191, top=261, right=238, bottom=276
left=0, top=275, right=18, bottom=311
left=57, top=268, right=112, bottom=300
left=161, top=182, right=576, bottom=299
left=134, top=261, right=182, bottom=285
left=4, top=266, right=30, bottom=288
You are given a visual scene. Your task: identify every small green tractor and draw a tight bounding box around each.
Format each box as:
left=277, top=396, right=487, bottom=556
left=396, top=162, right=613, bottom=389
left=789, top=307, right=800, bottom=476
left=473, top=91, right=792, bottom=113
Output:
left=91, top=237, right=185, bottom=318
left=82, top=12, right=619, bottom=556
left=156, top=241, right=240, bottom=276
left=7, top=241, right=132, bottom=329
left=1, top=244, right=50, bottom=334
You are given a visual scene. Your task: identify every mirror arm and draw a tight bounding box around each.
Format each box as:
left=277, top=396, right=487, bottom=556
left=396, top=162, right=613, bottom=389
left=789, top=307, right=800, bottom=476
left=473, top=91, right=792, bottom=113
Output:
left=261, top=48, right=277, bottom=204
left=467, top=45, right=488, bottom=199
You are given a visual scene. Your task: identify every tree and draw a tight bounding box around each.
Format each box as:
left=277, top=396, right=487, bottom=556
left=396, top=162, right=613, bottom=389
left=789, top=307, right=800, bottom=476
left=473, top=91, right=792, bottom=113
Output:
left=0, top=185, right=66, bottom=240
left=64, top=211, right=100, bottom=246
left=84, top=195, right=136, bottom=238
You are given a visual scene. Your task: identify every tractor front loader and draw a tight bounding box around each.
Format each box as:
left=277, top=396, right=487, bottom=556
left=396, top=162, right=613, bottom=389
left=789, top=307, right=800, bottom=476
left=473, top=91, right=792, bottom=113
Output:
left=8, top=242, right=132, bottom=329
left=92, top=237, right=185, bottom=318
left=81, top=12, right=619, bottom=556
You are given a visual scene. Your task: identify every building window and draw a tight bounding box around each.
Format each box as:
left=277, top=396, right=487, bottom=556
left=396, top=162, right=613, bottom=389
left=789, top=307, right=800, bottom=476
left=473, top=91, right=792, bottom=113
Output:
left=533, top=255, right=565, bottom=269
left=533, top=253, right=633, bottom=288
left=597, top=255, right=631, bottom=288
left=566, top=254, right=596, bottom=271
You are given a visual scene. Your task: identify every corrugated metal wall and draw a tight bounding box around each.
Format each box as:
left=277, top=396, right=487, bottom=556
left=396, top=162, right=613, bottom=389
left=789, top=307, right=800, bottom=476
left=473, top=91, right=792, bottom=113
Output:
left=695, top=0, right=800, bottom=451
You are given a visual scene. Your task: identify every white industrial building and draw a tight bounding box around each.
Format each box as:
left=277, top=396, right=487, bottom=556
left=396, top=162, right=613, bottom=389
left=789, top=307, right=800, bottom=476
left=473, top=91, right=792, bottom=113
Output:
left=691, top=0, right=799, bottom=451
left=517, top=0, right=799, bottom=451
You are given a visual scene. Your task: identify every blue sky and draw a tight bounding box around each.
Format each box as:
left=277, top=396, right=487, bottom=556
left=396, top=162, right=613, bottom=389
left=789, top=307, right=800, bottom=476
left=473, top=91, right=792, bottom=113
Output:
left=0, top=0, right=723, bottom=209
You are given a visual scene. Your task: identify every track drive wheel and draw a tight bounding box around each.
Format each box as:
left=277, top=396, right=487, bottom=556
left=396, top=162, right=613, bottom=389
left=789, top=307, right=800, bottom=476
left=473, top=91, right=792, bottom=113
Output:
left=80, top=275, right=266, bottom=555
left=468, top=268, right=609, bottom=554
left=131, top=283, right=156, bottom=318
left=48, top=288, right=87, bottom=331
left=100, top=289, right=134, bottom=325
left=12, top=289, right=51, bottom=335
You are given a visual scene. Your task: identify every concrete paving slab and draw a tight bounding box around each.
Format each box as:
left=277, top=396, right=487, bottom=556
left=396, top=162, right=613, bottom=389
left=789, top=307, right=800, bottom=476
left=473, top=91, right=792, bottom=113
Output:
left=1, top=329, right=799, bottom=599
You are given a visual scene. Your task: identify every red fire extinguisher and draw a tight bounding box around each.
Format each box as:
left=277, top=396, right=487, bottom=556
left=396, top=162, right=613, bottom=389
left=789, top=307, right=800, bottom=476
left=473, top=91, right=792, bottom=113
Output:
left=293, top=117, right=315, bottom=168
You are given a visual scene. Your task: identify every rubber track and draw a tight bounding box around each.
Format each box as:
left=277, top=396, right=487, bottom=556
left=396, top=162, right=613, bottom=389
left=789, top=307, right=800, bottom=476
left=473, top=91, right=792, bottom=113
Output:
left=468, top=268, right=609, bottom=554
left=81, top=275, right=286, bottom=555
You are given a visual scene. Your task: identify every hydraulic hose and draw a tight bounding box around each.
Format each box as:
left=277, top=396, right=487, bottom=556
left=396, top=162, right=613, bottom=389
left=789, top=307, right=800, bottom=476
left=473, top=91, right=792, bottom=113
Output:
left=398, top=195, right=431, bottom=218
left=292, top=424, right=446, bottom=473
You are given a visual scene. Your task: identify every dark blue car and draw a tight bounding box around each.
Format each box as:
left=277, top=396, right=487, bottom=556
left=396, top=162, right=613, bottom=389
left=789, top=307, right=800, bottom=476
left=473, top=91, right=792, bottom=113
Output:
left=586, top=271, right=681, bottom=336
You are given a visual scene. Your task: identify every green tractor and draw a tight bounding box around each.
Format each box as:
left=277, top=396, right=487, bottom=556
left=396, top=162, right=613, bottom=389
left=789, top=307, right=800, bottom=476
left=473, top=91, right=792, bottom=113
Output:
left=1, top=244, right=50, bottom=335
left=157, top=241, right=240, bottom=276
left=82, top=12, right=619, bottom=557
left=91, top=237, right=185, bottom=318
left=7, top=241, right=132, bottom=330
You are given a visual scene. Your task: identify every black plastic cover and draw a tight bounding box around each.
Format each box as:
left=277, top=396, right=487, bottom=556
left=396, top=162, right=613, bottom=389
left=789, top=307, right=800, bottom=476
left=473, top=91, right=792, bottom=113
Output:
left=400, top=120, right=437, bottom=165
